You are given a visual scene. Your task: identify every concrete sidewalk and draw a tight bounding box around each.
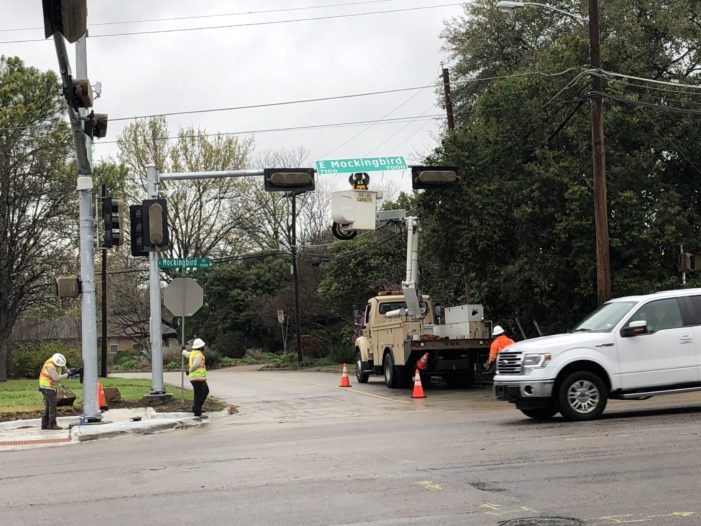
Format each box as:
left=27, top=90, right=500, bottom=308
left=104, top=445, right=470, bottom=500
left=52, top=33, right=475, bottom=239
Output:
left=0, top=408, right=229, bottom=451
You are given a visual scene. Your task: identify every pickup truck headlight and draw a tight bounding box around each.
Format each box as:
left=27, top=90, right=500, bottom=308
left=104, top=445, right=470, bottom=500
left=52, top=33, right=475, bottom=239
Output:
left=523, top=353, right=552, bottom=368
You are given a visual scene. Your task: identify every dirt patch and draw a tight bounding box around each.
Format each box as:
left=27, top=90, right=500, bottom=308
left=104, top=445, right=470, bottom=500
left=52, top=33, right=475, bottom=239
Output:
left=0, top=399, right=236, bottom=422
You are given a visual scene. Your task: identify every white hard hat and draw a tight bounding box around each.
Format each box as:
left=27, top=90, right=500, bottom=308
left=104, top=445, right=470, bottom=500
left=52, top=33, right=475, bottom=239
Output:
left=191, top=338, right=206, bottom=350
left=493, top=325, right=505, bottom=336
left=52, top=353, right=66, bottom=367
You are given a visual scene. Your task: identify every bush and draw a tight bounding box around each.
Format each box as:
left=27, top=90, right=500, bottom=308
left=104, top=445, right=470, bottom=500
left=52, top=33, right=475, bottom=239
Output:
left=111, top=348, right=142, bottom=367
left=211, top=330, right=247, bottom=359
left=112, top=358, right=140, bottom=371
left=10, top=342, right=81, bottom=379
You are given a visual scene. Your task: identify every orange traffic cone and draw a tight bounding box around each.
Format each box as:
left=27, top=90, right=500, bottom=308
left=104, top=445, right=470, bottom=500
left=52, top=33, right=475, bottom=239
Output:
left=411, top=369, right=426, bottom=398
left=416, top=352, right=429, bottom=371
left=97, top=380, right=108, bottom=411
left=339, top=363, right=352, bottom=388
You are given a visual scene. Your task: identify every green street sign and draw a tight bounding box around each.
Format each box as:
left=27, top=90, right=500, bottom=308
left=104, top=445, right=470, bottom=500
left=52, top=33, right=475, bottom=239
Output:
left=315, top=156, right=407, bottom=175
left=158, top=257, right=212, bottom=269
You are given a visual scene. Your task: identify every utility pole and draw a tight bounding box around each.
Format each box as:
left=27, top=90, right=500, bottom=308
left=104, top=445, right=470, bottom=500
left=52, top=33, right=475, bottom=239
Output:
left=442, top=67, right=455, bottom=130
left=291, top=193, right=303, bottom=364
left=588, top=0, right=610, bottom=304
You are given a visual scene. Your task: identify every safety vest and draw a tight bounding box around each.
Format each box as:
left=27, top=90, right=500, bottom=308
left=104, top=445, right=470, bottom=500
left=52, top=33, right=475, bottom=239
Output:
left=188, top=350, right=207, bottom=381
left=489, top=334, right=515, bottom=362
left=39, top=359, right=61, bottom=390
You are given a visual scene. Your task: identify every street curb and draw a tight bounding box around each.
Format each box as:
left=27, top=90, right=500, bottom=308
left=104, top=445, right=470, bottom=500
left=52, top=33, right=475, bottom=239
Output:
left=70, top=417, right=206, bottom=442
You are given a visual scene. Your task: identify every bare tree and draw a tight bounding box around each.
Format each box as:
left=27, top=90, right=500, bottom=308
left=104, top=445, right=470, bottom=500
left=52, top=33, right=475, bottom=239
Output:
left=117, top=116, right=254, bottom=258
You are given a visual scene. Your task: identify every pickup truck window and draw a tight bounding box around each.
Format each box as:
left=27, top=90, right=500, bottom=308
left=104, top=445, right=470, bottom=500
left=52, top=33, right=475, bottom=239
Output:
left=627, top=298, right=683, bottom=332
left=573, top=301, right=635, bottom=332
left=679, top=295, right=701, bottom=326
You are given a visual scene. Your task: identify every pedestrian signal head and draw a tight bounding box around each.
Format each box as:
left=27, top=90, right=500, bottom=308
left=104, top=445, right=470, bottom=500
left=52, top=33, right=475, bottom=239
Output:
left=52, top=353, right=67, bottom=367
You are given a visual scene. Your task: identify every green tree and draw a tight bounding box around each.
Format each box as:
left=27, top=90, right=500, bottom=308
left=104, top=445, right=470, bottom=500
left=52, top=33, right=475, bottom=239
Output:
left=428, top=0, right=701, bottom=334
left=0, top=57, right=76, bottom=380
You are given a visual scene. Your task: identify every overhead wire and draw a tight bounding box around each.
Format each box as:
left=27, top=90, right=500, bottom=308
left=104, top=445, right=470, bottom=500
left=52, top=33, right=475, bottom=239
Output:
left=0, top=0, right=396, bottom=32
left=0, top=3, right=465, bottom=44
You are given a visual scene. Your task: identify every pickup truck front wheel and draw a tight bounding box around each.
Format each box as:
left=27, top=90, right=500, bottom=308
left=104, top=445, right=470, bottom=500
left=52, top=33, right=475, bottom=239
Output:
left=557, top=371, right=607, bottom=421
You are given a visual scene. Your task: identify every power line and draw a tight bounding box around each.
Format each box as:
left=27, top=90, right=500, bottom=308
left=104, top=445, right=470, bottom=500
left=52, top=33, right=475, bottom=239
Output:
left=95, top=114, right=447, bottom=145
left=110, top=84, right=435, bottom=122
left=0, top=3, right=465, bottom=44
left=0, top=0, right=396, bottom=32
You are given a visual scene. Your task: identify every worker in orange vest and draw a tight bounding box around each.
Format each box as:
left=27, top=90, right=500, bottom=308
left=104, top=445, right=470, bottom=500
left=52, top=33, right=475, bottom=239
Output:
left=485, top=325, right=515, bottom=371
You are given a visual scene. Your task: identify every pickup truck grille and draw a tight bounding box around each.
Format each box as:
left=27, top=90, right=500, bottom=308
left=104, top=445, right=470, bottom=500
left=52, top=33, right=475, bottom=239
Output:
left=497, top=351, right=523, bottom=374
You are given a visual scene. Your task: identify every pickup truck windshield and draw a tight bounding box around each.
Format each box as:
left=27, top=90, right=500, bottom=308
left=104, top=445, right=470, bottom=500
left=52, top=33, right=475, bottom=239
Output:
left=572, top=301, right=636, bottom=332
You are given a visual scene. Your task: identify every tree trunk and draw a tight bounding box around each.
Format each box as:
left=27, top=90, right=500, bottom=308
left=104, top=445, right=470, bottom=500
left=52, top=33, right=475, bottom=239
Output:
left=0, top=338, right=7, bottom=382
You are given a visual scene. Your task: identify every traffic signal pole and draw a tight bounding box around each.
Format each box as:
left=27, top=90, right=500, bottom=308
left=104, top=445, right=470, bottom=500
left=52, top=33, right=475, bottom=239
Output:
left=56, top=33, right=100, bottom=421
left=147, top=165, right=166, bottom=395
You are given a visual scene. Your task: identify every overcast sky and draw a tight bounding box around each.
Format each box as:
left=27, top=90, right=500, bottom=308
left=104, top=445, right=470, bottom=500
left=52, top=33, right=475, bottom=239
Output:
left=0, top=0, right=465, bottom=194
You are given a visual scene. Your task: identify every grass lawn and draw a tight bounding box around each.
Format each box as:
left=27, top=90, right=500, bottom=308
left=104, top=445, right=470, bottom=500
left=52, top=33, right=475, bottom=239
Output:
left=0, top=378, right=196, bottom=413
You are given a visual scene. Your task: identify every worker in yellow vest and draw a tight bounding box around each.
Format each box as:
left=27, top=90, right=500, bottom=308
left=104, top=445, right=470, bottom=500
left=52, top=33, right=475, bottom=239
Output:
left=181, top=338, right=209, bottom=418
left=38, top=353, right=69, bottom=430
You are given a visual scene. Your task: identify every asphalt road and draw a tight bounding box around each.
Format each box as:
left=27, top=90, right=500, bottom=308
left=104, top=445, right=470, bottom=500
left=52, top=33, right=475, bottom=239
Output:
left=2, top=367, right=701, bottom=526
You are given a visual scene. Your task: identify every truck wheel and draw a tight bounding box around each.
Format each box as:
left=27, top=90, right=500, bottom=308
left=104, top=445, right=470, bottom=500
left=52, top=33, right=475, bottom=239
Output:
left=557, top=371, right=607, bottom=421
left=520, top=406, right=558, bottom=419
left=383, top=353, right=409, bottom=388
left=356, top=351, right=369, bottom=383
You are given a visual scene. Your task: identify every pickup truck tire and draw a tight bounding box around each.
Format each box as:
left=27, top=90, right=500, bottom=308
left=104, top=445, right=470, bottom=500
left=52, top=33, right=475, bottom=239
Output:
left=355, top=351, right=369, bottom=383
left=557, top=371, right=608, bottom=421
left=383, top=353, right=409, bottom=388
left=520, top=406, right=558, bottom=419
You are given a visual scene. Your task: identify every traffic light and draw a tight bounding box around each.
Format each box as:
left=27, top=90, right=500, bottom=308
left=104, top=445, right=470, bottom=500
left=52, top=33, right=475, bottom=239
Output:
left=264, top=168, right=315, bottom=193
left=84, top=112, right=108, bottom=139
left=56, top=276, right=81, bottom=298
left=129, top=204, right=148, bottom=257
left=102, top=190, right=124, bottom=249
left=69, top=78, right=93, bottom=110
left=142, top=199, right=170, bottom=250
left=411, top=166, right=459, bottom=190
left=42, top=0, right=87, bottom=43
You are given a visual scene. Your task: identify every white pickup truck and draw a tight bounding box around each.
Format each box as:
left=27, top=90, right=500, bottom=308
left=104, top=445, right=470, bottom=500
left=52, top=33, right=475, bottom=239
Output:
left=494, top=288, right=701, bottom=420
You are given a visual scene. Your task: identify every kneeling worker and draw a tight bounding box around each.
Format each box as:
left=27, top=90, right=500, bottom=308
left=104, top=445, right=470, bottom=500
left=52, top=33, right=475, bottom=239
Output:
left=182, top=338, right=210, bottom=417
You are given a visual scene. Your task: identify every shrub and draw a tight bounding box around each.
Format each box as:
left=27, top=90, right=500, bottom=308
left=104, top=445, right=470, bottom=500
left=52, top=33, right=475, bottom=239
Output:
left=113, top=358, right=140, bottom=371
left=211, top=330, right=247, bottom=359
left=10, top=342, right=81, bottom=379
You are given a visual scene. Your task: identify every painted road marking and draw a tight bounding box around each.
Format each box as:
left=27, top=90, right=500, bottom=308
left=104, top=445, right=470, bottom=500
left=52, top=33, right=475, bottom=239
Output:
left=416, top=480, right=443, bottom=492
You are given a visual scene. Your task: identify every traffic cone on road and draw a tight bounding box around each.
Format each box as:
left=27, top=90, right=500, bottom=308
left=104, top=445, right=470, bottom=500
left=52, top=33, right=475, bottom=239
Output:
left=339, top=363, right=352, bottom=388
left=97, top=380, right=108, bottom=411
left=416, top=352, right=429, bottom=371
left=411, top=369, right=426, bottom=399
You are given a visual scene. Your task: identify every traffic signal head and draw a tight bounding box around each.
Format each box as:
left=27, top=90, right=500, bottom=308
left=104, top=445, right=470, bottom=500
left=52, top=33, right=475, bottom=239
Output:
left=411, top=166, right=459, bottom=190
left=85, top=113, right=108, bottom=139
left=69, top=78, right=93, bottom=110
left=42, top=0, right=87, bottom=43
left=264, top=168, right=315, bottom=193
left=102, top=195, right=124, bottom=249
left=55, top=275, right=81, bottom=298
left=129, top=204, right=148, bottom=257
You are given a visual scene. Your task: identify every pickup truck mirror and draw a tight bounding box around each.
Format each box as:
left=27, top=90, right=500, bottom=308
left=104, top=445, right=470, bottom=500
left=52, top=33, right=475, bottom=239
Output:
left=621, top=319, right=648, bottom=337
left=352, top=305, right=360, bottom=326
